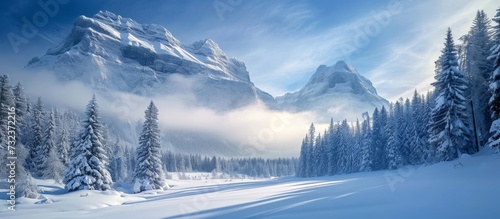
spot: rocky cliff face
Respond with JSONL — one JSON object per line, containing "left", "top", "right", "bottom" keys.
{"left": 26, "top": 10, "right": 277, "bottom": 111}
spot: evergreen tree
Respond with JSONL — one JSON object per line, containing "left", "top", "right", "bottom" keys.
{"left": 58, "top": 128, "right": 70, "bottom": 165}
{"left": 126, "top": 146, "right": 136, "bottom": 177}
{"left": 41, "top": 110, "right": 64, "bottom": 181}
{"left": 327, "top": 119, "right": 339, "bottom": 175}
{"left": 425, "top": 91, "right": 437, "bottom": 162}
{"left": 27, "top": 97, "right": 44, "bottom": 173}
{"left": 429, "top": 28, "right": 473, "bottom": 161}
{"left": 393, "top": 100, "right": 409, "bottom": 165}
{"left": 411, "top": 90, "right": 428, "bottom": 164}
{"left": 312, "top": 133, "right": 323, "bottom": 177}
{"left": 169, "top": 152, "right": 178, "bottom": 172}
{"left": 133, "top": 101, "right": 168, "bottom": 193}
{"left": 386, "top": 103, "right": 402, "bottom": 169}
{"left": 338, "top": 120, "right": 355, "bottom": 174}
{"left": 0, "top": 75, "right": 14, "bottom": 177}
{"left": 359, "top": 113, "right": 372, "bottom": 172}
{"left": 352, "top": 119, "right": 362, "bottom": 172}
{"left": 460, "top": 11, "right": 493, "bottom": 146}
{"left": 12, "top": 83, "right": 28, "bottom": 140}
{"left": 0, "top": 79, "right": 40, "bottom": 197}
{"left": 488, "top": 7, "right": 500, "bottom": 150}
{"left": 297, "top": 137, "right": 308, "bottom": 177}
{"left": 110, "top": 138, "right": 128, "bottom": 182}
{"left": 64, "top": 96, "right": 112, "bottom": 191}
{"left": 371, "top": 107, "right": 388, "bottom": 170}
{"left": 316, "top": 131, "right": 328, "bottom": 176}
{"left": 16, "top": 143, "right": 40, "bottom": 198}
{"left": 400, "top": 98, "right": 417, "bottom": 165}
{"left": 305, "top": 123, "right": 315, "bottom": 177}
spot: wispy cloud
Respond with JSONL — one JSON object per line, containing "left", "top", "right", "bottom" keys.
{"left": 2, "top": 0, "right": 498, "bottom": 103}
{"left": 363, "top": 0, "right": 499, "bottom": 101}
{"left": 201, "top": 0, "right": 499, "bottom": 101}
{"left": 10, "top": 70, "right": 322, "bottom": 157}
{"left": 205, "top": 0, "right": 415, "bottom": 96}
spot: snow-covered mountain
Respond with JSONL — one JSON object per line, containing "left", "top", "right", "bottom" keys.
{"left": 24, "top": 10, "right": 282, "bottom": 156}
{"left": 277, "top": 60, "right": 389, "bottom": 120}
{"left": 23, "top": 11, "right": 389, "bottom": 156}
{"left": 26, "top": 10, "right": 277, "bottom": 111}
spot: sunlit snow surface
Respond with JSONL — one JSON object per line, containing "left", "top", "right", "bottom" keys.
{"left": 2, "top": 150, "right": 499, "bottom": 218}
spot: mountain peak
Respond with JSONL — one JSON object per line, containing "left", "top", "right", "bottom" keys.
{"left": 26, "top": 11, "right": 277, "bottom": 111}
{"left": 277, "top": 61, "right": 388, "bottom": 120}
{"left": 333, "top": 60, "right": 356, "bottom": 73}
{"left": 94, "top": 10, "right": 119, "bottom": 20}
{"left": 190, "top": 39, "right": 225, "bottom": 58}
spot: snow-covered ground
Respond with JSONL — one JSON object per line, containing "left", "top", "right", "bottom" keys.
{"left": 2, "top": 150, "right": 499, "bottom": 219}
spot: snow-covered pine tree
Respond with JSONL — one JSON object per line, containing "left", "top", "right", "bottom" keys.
{"left": 317, "top": 131, "right": 328, "bottom": 176}
{"left": 488, "top": 7, "right": 500, "bottom": 150}
{"left": 371, "top": 107, "right": 388, "bottom": 170}
{"left": 312, "top": 133, "right": 323, "bottom": 177}
{"left": 42, "top": 110, "right": 64, "bottom": 182}
{"left": 53, "top": 108, "right": 61, "bottom": 142}
{"left": 352, "top": 119, "right": 362, "bottom": 172}
{"left": 64, "top": 96, "right": 112, "bottom": 191}
{"left": 297, "top": 137, "right": 308, "bottom": 177}
{"left": 185, "top": 154, "right": 193, "bottom": 172}
{"left": 386, "top": 103, "right": 401, "bottom": 170}
{"left": 338, "top": 120, "right": 355, "bottom": 174}
{"left": 58, "top": 128, "right": 70, "bottom": 165}
{"left": 402, "top": 98, "right": 418, "bottom": 165}
{"left": 359, "top": 112, "right": 372, "bottom": 172}
{"left": 378, "top": 107, "right": 389, "bottom": 169}
{"left": 63, "top": 110, "right": 82, "bottom": 141}
{"left": 0, "top": 80, "right": 40, "bottom": 199}
{"left": 101, "top": 125, "right": 113, "bottom": 165}
{"left": 305, "top": 123, "right": 315, "bottom": 177}
{"left": 52, "top": 108, "right": 68, "bottom": 165}
{"left": 110, "top": 138, "right": 128, "bottom": 182}
{"left": 327, "top": 118, "right": 339, "bottom": 175}
{"left": 411, "top": 90, "right": 427, "bottom": 165}
{"left": 133, "top": 101, "right": 168, "bottom": 193}
{"left": 462, "top": 10, "right": 493, "bottom": 146}
{"left": 425, "top": 91, "right": 437, "bottom": 162}
{"left": 429, "top": 28, "right": 473, "bottom": 161}
{"left": 461, "top": 11, "right": 493, "bottom": 146}
{"left": 391, "top": 101, "right": 405, "bottom": 162}
{"left": 12, "top": 82, "right": 27, "bottom": 135}
{"left": 168, "top": 152, "right": 178, "bottom": 172}
{"left": 125, "top": 146, "right": 136, "bottom": 177}
{"left": 35, "top": 108, "right": 53, "bottom": 177}
{"left": 27, "top": 97, "right": 44, "bottom": 174}
{"left": 0, "top": 75, "right": 14, "bottom": 177}
{"left": 16, "top": 142, "right": 40, "bottom": 198}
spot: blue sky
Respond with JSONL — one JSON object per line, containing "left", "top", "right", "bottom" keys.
{"left": 0, "top": 0, "right": 498, "bottom": 101}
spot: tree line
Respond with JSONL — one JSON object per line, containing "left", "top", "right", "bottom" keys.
{"left": 0, "top": 83, "right": 296, "bottom": 198}
{"left": 297, "top": 8, "right": 500, "bottom": 177}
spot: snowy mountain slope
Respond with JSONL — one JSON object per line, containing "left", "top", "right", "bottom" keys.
{"left": 26, "top": 10, "right": 277, "bottom": 111}
{"left": 277, "top": 60, "right": 389, "bottom": 120}
{"left": 2, "top": 149, "right": 499, "bottom": 218}
{"left": 22, "top": 11, "right": 392, "bottom": 155}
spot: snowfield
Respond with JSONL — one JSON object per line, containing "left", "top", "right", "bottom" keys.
{"left": 2, "top": 150, "right": 499, "bottom": 219}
